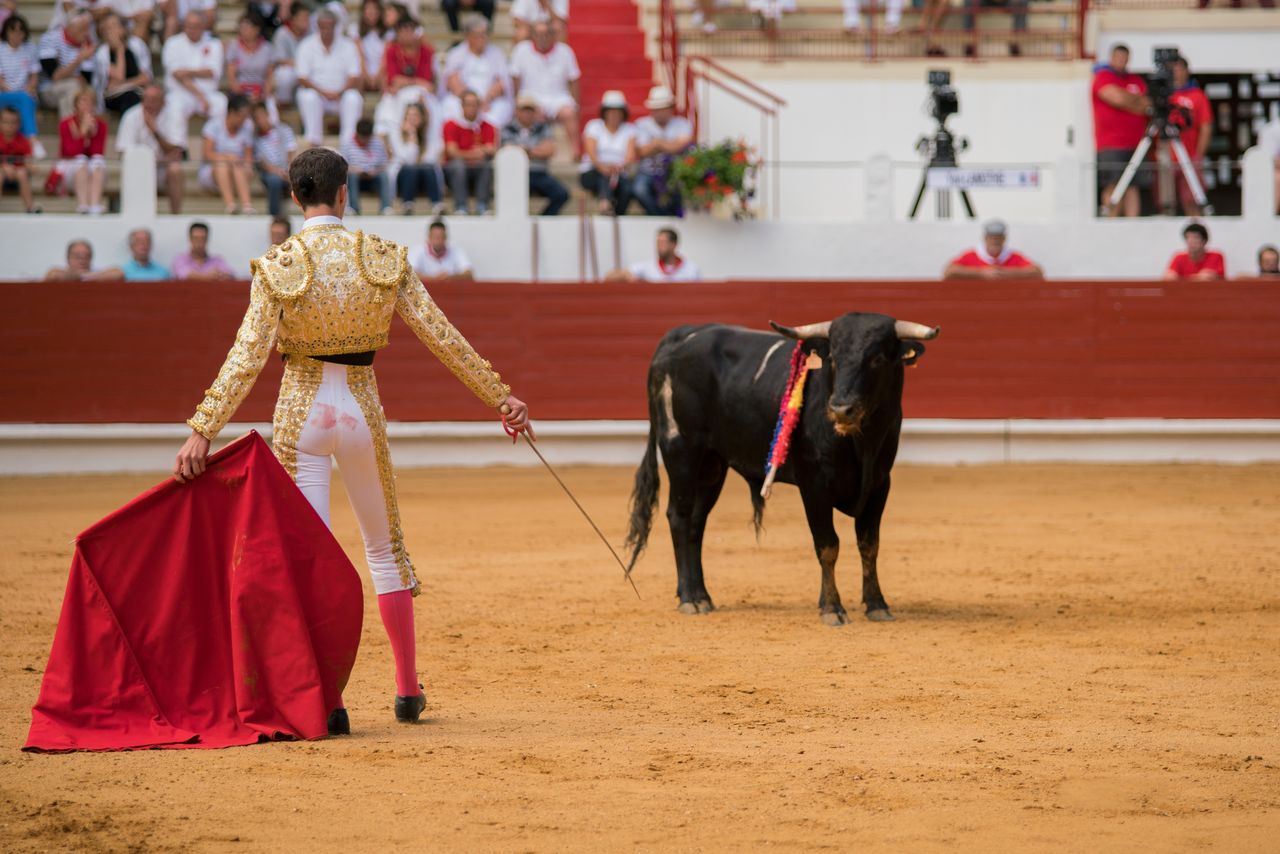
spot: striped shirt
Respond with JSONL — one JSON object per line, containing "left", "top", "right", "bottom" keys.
{"left": 340, "top": 136, "right": 388, "bottom": 174}
{"left": 0, "top": 41, "right": 39, "bottom": 90}
{"left": 253, "top": 123, "right": 297, "bottom": 169}
{"left": 38, "top": 27, "right": 96, "bottom": 76}
{"left": 202, "top": 116, "right": 254, "bottom": 157}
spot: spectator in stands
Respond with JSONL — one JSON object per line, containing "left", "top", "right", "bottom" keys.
{"left": 58, "top": 86, "right": 108, "bottom": 215}
{"left": 408, "top": 219, "right": 474, "bottom": 281}
{"left": 110, "top": 1, "right": 158, "bottom": 43}
{"left": 0, "top": 15, "right": 40, "bottom": 150}
{"left": 690, "top": 1, "right": 720, "bottom": 35}
{"left": 943, "top": 219, "right": 1043, "bottom": 279}
{"left": 511, "top": 0, "right": 568, "bottom": 42}
{"left": 295, "top": 9, "right": 364, "bottom": 146}
{"left": 633, "top": 85, "right": 692, "bottom": 217}
{"left": 0, "top": 104, "right": 37, "bottom": 212}
{"left": 390, "top": 101, "right": 443, "bottom": 215}
{"left": 94, "top": 12, "right": 151, "bottom": 116}
{"left": 252, "top": 100, "right": 297, "bottom": 216}
{"left": 350, "top": 0, "right": 387, "bottom": 92}
{"left": 1163, "top": 222, "right": 1224, "bottom": 281}
{"left": 200, "top": 93, "right": 256, "bottom": 215}
{"left": 38, "top": 12, "right": 96, "bottom": 118}
{"left": 226, "top": 14, "right": 275, "bottom": 105}
{"left": 116, "top": 83, "right": 185, "bottom": 213}
{"left": 269, "top": 215, "right": 291, "bottom": 247}
{"left": 161, "top": 11, "right": 227, "bottom": 144}
{"left": 502, "top": 93, "right": 568, "bottom": 216}
{"left": 1167, "top": 56, "right": 1213, "bottom": 217}
{"left": 607, "top": 228, "right": 703, "bottom": 283}
{"left": 580, "top": 89, "right": 639, "bottom": 217}
{"left": 919, "top": 0, "right": 952, "bottom": 57}
{"left": 440, "top": 0, "right": 494, "bottom": 35}
{"left": 373, "top": 14, "right": 434, "bottom": 140}
{"left": 172, "top": 221, "right": 235, "bottom": 280}
{"left": 122, "top": 227, "right": 171, "bottom": 280}
{"left": 842, "top": 0, "right": 902, "bottom": 36}
{"left": 1092, "top": 44, "right": 1151, "bottom": 218}
{"left": 509, "top": 21, "right": 580, "bottom": 156}
{"left": 246, "top": 1, "right": 283, "bottom": 41}
{"left": 442, "top": 16, "right": 512, "bottom": 128}
{"left": 270, "top": 4, "right": 310, "bottom": 107}
{"left": 342, "top": 116, "right": 394, "bottom": 215}
{"left": 963, "top": 0, "right": 1027, "bottom": 58}
{"left": 163, "top": 0, "right": 216, "bottom": 40}
{"left": 443, "top": 89, "right": 496, "bottom": 215}
{"left": 45, "top": 238, "right": 123, "bottom": 281}
{"left": 1252, "top": 245, "right": 1280, "bottom": 279}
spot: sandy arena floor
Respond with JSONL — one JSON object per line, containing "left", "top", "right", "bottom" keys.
{"left": 1, "top": 462, "right": 1278, "bottom": 852}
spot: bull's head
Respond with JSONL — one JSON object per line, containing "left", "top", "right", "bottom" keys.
{"left": 770, "top": 313, "right": 939, "bottom": 436}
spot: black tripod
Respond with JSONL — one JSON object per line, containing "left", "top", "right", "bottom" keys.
{"left": 1104, "top": 111, "right": 1213, "bottom": 216}
{"left": 909, "top": 122, "right": 975, "bottom": 220}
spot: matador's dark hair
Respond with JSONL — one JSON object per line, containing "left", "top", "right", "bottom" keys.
{"left": 289, "top": 147, "right": 348, "bottom": 209}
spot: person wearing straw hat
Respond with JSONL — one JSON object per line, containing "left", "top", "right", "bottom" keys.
{"left": 633, "top": 84, "right": 692, "bottom": 217}
{"left": 579, "top": 89, "right": 639, "bottom": 216}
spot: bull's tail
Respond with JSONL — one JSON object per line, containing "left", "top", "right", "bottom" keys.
{"left": 623, "top": 396, "right": 661, "bottom": 575}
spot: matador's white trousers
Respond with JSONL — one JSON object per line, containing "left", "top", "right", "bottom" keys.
{"left": 272, "top": 358, "right": 419, "bottom": 596}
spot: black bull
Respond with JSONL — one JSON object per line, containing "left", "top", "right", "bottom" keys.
{"left": 624, "top": 312, "right": 939, "bottom": 625}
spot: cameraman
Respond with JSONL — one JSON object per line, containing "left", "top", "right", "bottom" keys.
{"left": 1091, "top": 44, "right": 1151, "bottom": 217}
{"left": 1166, "top": 57, "right": 1213, "bottom": 217}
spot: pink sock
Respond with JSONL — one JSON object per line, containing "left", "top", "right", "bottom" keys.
{"left": 377, "top": 590, "right": 419, "bottom": 697}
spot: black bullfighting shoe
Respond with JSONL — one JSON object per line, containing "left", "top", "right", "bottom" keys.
{"left": 327, "top": 708, "right": 351, "bottom": 736}
{"left": 394, "top": 684, "right": 427, "bottom": 724}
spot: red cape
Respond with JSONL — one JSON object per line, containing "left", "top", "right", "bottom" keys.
{"left": 24, "top": 431, "right": 363, "bottom": 752}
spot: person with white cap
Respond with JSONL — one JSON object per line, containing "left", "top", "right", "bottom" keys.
{"left": 508, "top": 20, "right": 580, "bottom": 157}
{"left": 943, "top": 219, "right": 1043, "bottom": 280}
{"left": 633, "top": 84, "right": 693, "bottom": 216}
{"left": 580, "top": 89, "right": 639, "bottom": 216}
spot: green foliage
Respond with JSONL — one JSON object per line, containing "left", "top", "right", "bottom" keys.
{"left": 667, "top": 140, "right": 756, "bottom": 210}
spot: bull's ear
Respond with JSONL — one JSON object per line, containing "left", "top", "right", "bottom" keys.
{"left": 899, "top": 341, "right": 927, "bottom": 366}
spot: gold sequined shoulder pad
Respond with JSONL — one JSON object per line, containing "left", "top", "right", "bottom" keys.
{"left": 253, "top": 238, "right": 313, "bottom": 300}
{"left": 357, "top": 230, "right": 409, "bottom": 292}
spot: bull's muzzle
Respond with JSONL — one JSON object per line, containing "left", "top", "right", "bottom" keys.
{"left": 827, "top": 401, "right": 865, "bottom": 435}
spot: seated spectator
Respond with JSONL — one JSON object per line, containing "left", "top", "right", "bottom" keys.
{"left": 633, "top": 85, "right": 692, "bottom": 217}
{"left": 164, "top": 0, "right": 216, "bottom": 40}
{"left": 200, "top": 93, "right": 256, "bottom": 215}
{"left": 270, "top": 4, "right": 310, "bottom": 107}
{"left": 0, "top": 15, "right": 42, "bottom": 146}
{"left": 58, "top": 86, "right": 108, "bottom": 215}
{"left": 390, "top": 101, "right": 443, "bottom": 215}
{"left": 511, "top": 0, "right": 567, "bottom": 42}
{"left": 269, "top": 215, "right": 291, "bottom": 247}
{"left": 1093, "top": 44, "right": 1150, "bottom": 217}
{"left": 842, "top": 0, "right": 902, "bottom": 35}
{"left": 502, "top": 93, "right": 567, "bottom": 216}
{"left": 341, "top": 116, "right": 393, "bottom": 215}
{"left": 441, "top": 0, "right": 494, "bottom": 35}
{"left": 1256, "top": 245, "right": 1280, "bottom": 278}
{"left": 172, "top": 221, "right": 235, "bottom": 280}
{"left": 295, "top": 10, "right": 363, "bottom": 146}
{"left": 252, "top": 100, "right": 297, "bottom": 217}
{"left": 116, "top": 83, "right": 186, "bottom": 214}
{"left": 0, "top": 105, "right": 37, "bottom": 212}
{"left": 46, "top": 238, "right": 123, "bottom": 281}
{"left": 943, "top": 220, "right": 1043, "bottom": 279}
{"left": 443, "top": 90, "right": 496, "bottom": 215}
{"left": 122, "top": 227, "right": 171, "bottom": 280}
{"left": 109, "top": 1, "right": 158, "bottom": 42}
{"left": 226, "top": 14, "right": 275, "bottom": 105}
{"left": 38, "top": 12, "right": 96, "bottom": 118}
{"left": 94, "top": 13, "right": 151, "bottom": 117}
{"left": 372, "top": 14, "right": 434, "bottom": 139}
{"left": 442, "top": 16, "right": 512, "bottom": 128}
{"left": 509, "top": 22, "right": 579, "bottom": 156}
{"left": 1166, "top": 56, "right": 1213, "bottom": 217}
{"left": 349, "top": 0, "right": 387, "bottom": 92}
{"left": 1163, "top": 222, "right": 1224, "bottom": 280}
{"left": 963, "top": 0, "right": 1027, "bottom": 58}
{"left": 580, "top": 90, "right": 639, "bottom": 217}
{"left": 610, "top": 227, "right": 702, "bottom": 283}
{"left": 246, "top": 1, "right": 283, "bottom": 41}
{"left": 161, "top": 12, "right": 227, "bottom": 144}
{"left": 408, "top": 219, "right": 474, "bottom": 281}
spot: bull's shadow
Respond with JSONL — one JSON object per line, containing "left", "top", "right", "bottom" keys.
{"left": 623, "top": 313, "right": 940, "bottom": 627}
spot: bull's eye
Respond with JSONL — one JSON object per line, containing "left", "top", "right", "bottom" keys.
{"left": 869, "top": 353, "right": 888, "bottom": 368}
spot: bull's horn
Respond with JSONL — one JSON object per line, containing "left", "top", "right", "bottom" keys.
{"left": 895, "top": 320, "right": 940, "bottom": 340}
{"left": 769, "top": 320, "right": 832, "bottom": 340}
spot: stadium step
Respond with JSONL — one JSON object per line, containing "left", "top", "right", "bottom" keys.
{"left": 569, "top": 2, "right": 656, "bottom": 118}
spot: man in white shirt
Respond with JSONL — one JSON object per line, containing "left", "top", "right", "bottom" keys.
{"left": 442, "top": 16, "right": 512, "bottom": 129}
{"left": 633, "top": 85, "right": 693, "bottom": 216}
{"left": 511, "top": 0, "right": 568, "bottom": 42}
{"left": 620, "top": 228, "right": 702, "bottom": 283}
{"left": 160, "top": 11, "right": 226, "bottom": 143}
{"left": 115, "top": 83, "right": 186, "bottom": 213}
{"left": 270, "top": 4, "right": 310, "bottom": 106}
{"left": 509, "top": 21, "right": 579, "bottom": 155}
{"left": 295, "top": 9, "right": 364, "bottom": 145}
{"left": 407, "top": 219, "right": 474, "bottom": 281}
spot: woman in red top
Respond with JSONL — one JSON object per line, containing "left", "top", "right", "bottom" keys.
{"left": 372, "top": 16, "right": 435, "bottom": 140}
{"left": 58, "top": 86, "right": 108, "bottom": 214}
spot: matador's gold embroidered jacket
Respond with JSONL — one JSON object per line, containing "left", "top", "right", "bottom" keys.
{"left": 187, "top": 223, "right": 510, "bottom": 440}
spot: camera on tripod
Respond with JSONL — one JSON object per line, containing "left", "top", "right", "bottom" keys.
{"left": 1148, "top": 47, "right": 1180, "bottom": 125}
{"left": 927, "top": 69, "right": 959, "bottom": 123}
{"left": 911, "top": 70, "right": 973, "bottom": 220}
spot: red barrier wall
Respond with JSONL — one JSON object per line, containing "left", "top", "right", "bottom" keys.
{"left": 2, "top": 280, "right": 1278, "bottom": 423}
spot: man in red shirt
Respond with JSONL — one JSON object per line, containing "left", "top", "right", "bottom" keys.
{"left": 442, "top": 89, "right": 496, "bottom": 215}
{"left": 1166, "top": 57, "right": 1213, "bottom": 217}
{"left": 1163, "top": 222, "right": 1225, "bottom": 280}
{"left": 943, "top": 219, "right": 1043, "bottom": 280}
{"left": 1092, "top": 44, "right": 1151, "bottom": 217}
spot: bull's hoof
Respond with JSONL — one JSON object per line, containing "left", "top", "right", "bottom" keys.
{"left": 865, "top": 608, "right": 896, "bottom": 622}
{"left": 677, "top": 599, "right": 714, "bottom": 615}
{"left": 820, "top": 610, "right": 849, "bottom": 627}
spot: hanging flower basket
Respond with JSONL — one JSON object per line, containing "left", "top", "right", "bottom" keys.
{"left": 668, "top": 139, "right": 759, "bottom": 220}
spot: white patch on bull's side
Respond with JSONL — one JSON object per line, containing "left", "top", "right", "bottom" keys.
{"left": 754, "top": 340, "right": 786, "bottom": 383}
{"left": 683, "top": 331, "right": 699, "bottom": 342}
{"left": 660, "top": 375, "right": 680, "bottom": 440}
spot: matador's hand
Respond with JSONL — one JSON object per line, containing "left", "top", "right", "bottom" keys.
{"left": 500, "top": 395, "right": 536, "bottom": 442}
{"left": 174, "top": 430, "right": 212, "bottom": 483}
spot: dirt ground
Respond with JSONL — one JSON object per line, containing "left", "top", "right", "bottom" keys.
{"left": 1, "top": 462, "right": 1278, "bottom": 852}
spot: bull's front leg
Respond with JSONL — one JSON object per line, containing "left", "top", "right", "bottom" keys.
{"left": 800, "top": 492, "right": 846, "bottom": 626}
{"left": 855, "top": 476, "right": 894, "bottom": 622}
